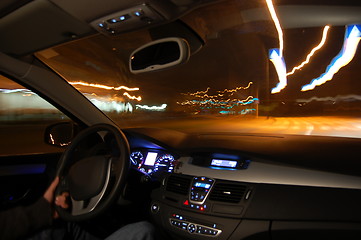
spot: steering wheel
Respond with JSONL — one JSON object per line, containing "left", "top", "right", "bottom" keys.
{"left": 55, "top": 124, "right": 130, "bottom": 221}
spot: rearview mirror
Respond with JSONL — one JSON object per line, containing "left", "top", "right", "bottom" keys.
{"left": 129, "top": 37, "right": 190, "bottom": 74}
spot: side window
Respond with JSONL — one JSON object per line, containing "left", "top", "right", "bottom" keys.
{"left": 0, "top": 75, "right": 69, "bottom": 156}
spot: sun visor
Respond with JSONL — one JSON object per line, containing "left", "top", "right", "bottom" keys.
{"left": 0, "top": 0, "right": 94, "bottom": 56}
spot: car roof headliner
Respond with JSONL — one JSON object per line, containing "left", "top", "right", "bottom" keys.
{"left": 1, "top": 0, "right": 361, "bottom": 56}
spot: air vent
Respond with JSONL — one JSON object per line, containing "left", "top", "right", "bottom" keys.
{"left": 166, "top": 175, "right": 191, "bottom": 195}
{"left": 209, "top": 182, "right": 247, "bottom": 203}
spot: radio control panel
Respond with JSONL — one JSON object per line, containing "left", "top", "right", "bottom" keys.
{"left": 190, "top": 177, "right": 214, "bottom": 204}
{"left": 170, "top": 213, "right": 222, "bottom": 237}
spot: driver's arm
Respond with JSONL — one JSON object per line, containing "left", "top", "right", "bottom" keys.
{"left": 0, "top": 177, "right": 59, "bottom": 240}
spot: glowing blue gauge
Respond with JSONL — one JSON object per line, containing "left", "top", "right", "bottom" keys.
{"left": 130, "top": 151, "right": 143, "bottom": 166}
{"left": 154, "top": 154, "right": 175, "bottom": 173}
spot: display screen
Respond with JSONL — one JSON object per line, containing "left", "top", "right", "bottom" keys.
{"left": 211, "top": 159, "right": 237, "bottom": 168}
{"left": 144, "top": 152, "right": 158, "bottom": 166}
{"left": 194, "top": 182, "right": 211, "bottom": 189}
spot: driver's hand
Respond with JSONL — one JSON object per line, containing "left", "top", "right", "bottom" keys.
{"left": 43, "top": 177, "right": 70, "bottom": 219}
{"left": 43, "top": 176, "right": 59, "bottom": 203}
{"left": 43, "top": 177, "right": 61, "bottom": 218}
{"left": 55, "top": 192, "right": 70, "bottom": 209}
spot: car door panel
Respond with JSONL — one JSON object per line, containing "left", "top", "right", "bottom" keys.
{"left": 0, "top": 153, "right": 61, "bottom": 209}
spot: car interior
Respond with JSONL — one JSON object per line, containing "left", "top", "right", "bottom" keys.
{"left": 0, "top": 0, "right": 361, "bottom": 239}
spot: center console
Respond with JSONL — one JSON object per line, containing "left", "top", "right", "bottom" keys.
{"left": 150, "top": 174, "right": 257, "bottom": 240}
{"left": 150, "top": 173, "right": 361, "bottom": 240}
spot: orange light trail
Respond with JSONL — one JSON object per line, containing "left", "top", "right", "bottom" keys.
{"left": 182, "top": 82, "right": 253, "bottom": 98}
{"left": 123, "top": 92, "right": 142, "bottom": 101}
{"left": 218, "top": 82, "right": 253, "bottom": 94}
{"left": 183, "top": 87, "right": 210, "bottom": 96}
{"left": 287, "top": 25, "right": 330, "bottom": 76}
{"left": 178, "top": 96, "right": 258, "bottom": 107}
{"left": 179, "top": 82, "right": 256, "bottom": 109}
{"left": 69, "top": 81, "right": 139, "bottom": 91}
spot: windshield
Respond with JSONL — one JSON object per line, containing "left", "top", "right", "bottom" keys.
{"left": 36, "top": 0, "right": 361, "bottom": 138}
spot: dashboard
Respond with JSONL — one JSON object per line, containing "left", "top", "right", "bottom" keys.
{"left": 130, "top": 149, "right": 177, "bottom": 178}
{"left": 123, "top": 128, "right": 361, "bottom": 240}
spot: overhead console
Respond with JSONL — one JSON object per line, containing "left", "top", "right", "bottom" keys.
{"left": 90, "top": 4, "right": 164, "bottom": 36}
{"left": 50, "top": 0, "right": 226, "bottom": 37}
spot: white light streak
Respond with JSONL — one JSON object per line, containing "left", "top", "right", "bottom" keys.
{"left": 265, "top": 0, "right": 288, "bottom": 94}
{"left": 0, "top": 88, "right": 34, "bottom": 94}
{"left": 136, "top": 104, "right": 167, "bottom": 111}
{"left": 302, "top": 25, "right": 361, "bottom": 91}
{"left": 269, "top": 49, "right": 288, "bottom": 94}
{"left": 90, "top": 98, "right": 133, "bottom": 113}
{"left": 265, "top": 0, "right": 284, "bottom": 56}
{"left": 296, "top": 94, "right": 361, "bottom": 103}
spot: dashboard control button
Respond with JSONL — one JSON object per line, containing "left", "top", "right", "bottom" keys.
{"left": 181, "top": 222, "right": 188, "bottom": 230}
{"left": 150, "top": 203, "right": 160, "bottom": 213}
{"left": 189, "top": 177, "right": 214, "bottom": 205}
{"left": 188, "top": 224, "right": 196, "bottom": 233}
{"left": 170, "top": 214, "right": 221, "bottom": 236}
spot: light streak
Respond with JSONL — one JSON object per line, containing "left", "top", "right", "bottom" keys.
{"left": 265, "top": 0, "right": 284, "bottom": 56}
{"left": 89, "top": 98, "right": 133, "bottom": 113}
{"left": 219, "top": 109, "right": 256, "bottom": 115}
{"left": 265, "top": 0, "right": 289, "bottom": 94}
{"left": 69, "top": 81, "right": 142, "bottom": 102}
{"left": 50, "top": 134, "right": 70, "bottom": 146}
{"left": 178, "top": 96, "right": 259, "bottom": 108}
{"left": 83, "top": 93, "right": 134, "bottom": 112}
{"left": 270, "top": 49, "right": 288, "bottom": 94}
{"left": 218, "top": 82, "right": 253, "bottom": 94}
{"left": 302, "top": 24, "right": 361, "bottom": 91}
{"left": 182, "top": 82, "right": 253, "bottom": 98}
{"left": 49, "top": 134, "right": 55, "bottom": 145}
{"left": 69, "top": 81, "right": 139, "bottom": 91}
{"left": 136, "top": 104, "right": 167, "bottom": 111}
{"left": 183, "top": 87, "right": 210, "bottom": 96}
{"left": 287, "top": 25, "right": 330, "bottom": 76}
{"left": 0, "top": 87, "right": 135, "bottom": 113}
{"left": 296, "top": 94, "right": 361, "bottom": 103}
{"left": 0, "top": 89, "right": 57, "bottom": 111}
{"left": 240, "top": 108, "right": 256, "bottom": 114}
{"left": 0, "top": 88, "right": 34, "bottom": 94}
{"left": 179, "top": 83, "right": 257, "bottom": 110}
{"left": 123, "top": 92, "right": 142, "bottom": 101}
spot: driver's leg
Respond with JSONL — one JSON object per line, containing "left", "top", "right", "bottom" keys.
{"left": 105, "top": 221, "right": 155, "bottom": 240}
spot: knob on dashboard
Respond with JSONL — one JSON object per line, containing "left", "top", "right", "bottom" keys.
{"left": 151, "top": 203, "right": 160, "bottom": 213}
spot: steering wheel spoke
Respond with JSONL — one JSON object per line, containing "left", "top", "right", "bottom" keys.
{"left": 70, "top": 159, "right": 112, "bottom": 216}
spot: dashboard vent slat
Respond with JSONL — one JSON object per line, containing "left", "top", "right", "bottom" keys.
{"left": 210, "top": 182, "right": 247, "bottom": 203}
{"left": 166, "top": 175, "right": 191, "bottom": 195}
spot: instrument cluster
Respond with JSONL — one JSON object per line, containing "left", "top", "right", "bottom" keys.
{"left": 130, "top": 149, "right": 177, "bottom": 178}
